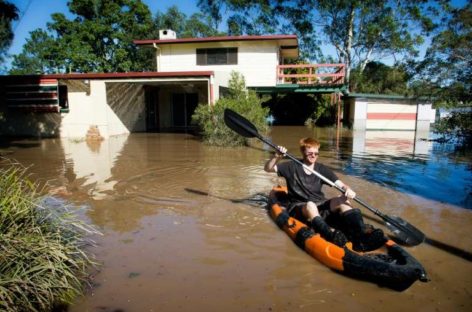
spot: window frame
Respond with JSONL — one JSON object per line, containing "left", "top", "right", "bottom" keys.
{"left": 196, "top": 47, "right": 238, "bottom": 65}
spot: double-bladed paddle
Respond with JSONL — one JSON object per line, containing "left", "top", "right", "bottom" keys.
{"left": 223, "top": 108, "right": 425, "bottom": 246}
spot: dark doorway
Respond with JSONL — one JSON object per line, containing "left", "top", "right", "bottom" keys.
{"left": 145, "top": 87, "right": 159, "bottom": 131}
{"left": 172, "top": 93, "right": 198, "bottom": 130}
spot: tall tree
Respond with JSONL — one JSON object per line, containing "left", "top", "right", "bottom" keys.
{"left": 198, "top": 0, "right": 444, "bottom": 86}
{"left": 350, "top": 62, "right": 410, "bottom": 94}
{"left": 184, "top": 12, "right": 221, "bottom": 38}
{"left": 197, "top": 0, "right": 319, "bottom": 60}
{"left": 9, "top": 29, "right": 62, "bottom": 74}
{"left": 154, "top": 6, "right": 219, "bottom": 38}
{"left": 305, "top": 0, "right": 439, "bottom": 85}
{"left": 11, "top": 0, "right": 156, "bottom": 74}
{"left": 0, "top": 0, "right": 18, "bottom": 68}
{"left": 197, "top": 0, "right": 224, "bottom": 31}
{"left": 410, "top": 1, "right": 472, "bottom": 107}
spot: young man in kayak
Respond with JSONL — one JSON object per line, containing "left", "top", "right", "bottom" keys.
{"left": 264, "top": 137, "right": 386, "bottom": 252}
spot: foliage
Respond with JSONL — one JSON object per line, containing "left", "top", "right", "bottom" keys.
{"left": 197, "top": 0, "right": 443, "bottom": 85}
{"left": 11, "top": 0, "right": 157, "bottom": 74}
{"left": 434, "top": 110, "right": 472, "bottom": 146}
{"left": 0, "top": 0, "right": 18, "bottom": 68}
{"left": 308, "top": 0, "right": 439, "bottom": 83}
{"left": 0, "top": 162, "right": 99, "bottom": 311}
{"left": 155, "top": 5, "right": 221, "bottom": 38}
{"left": 409, "top": 2, "right": 472, "bottom": 108}
{"left": 264, "top": 93, "right": 326, "bottom": 125}
{"left": 10, "top": 1, "right": 223, "bottom": 74}
{"left": 9, "top": 29, "right": 61, "bottom": 74}
{"left": 305, "top": 94, "right": 338, "bottom": 126}
{"left": 197, "top": 0, "right": 321, "bottom": 60}
{"left": 350, "top": 62, "right": 410, "bottom": 94}
{"left": 192, "top": 71, "right": 269, "bottom": 146}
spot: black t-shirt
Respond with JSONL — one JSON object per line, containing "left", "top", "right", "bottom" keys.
{"left": 277, "top": 160, "right": 339, "bottom": 204}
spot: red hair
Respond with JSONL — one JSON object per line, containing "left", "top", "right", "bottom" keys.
{"left": 299, "top": 137, "right": 320, "bottom": 153}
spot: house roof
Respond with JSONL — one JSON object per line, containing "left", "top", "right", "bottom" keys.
{"left": 134, "top": 34, "right": 299, "bottom": 58}
{"left": 0, "top": 71, "right": 214, "bottom": 82}
{"left": 134, "top": 34, "right": 297, "bottom": 46}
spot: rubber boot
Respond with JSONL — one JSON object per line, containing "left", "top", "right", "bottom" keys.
{"left": 311, "top": 216, "right": 348, "bottom": 247}
{"left": 342, "top": 209, "right": 387, "bottom": 252}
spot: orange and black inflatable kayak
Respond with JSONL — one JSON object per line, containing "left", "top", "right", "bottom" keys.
{"left": 269, "top": 186, "right": 428, "bottom": 290}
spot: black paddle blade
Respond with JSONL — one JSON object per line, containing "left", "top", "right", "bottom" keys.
{"left": 385, "top": 215, "right": 425, "bottom": 246}
{"left": 224, "top": 109, "right": 259, "bottom": 138}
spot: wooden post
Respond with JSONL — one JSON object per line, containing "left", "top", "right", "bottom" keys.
{"left": 336, "top": 93, "right": 341, "bottom": 150}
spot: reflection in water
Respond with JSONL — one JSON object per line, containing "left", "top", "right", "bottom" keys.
{"left": 346, "top": 130, "right": 472, "bottom": 209}
{"left": 352, "top": 130, "right": 431, "bottom": 156}
{"left": 0, "top": 129, "right": 471, "bottom": 312}
{"left": 61, "top": 135, "right": 129, "bottom": 200}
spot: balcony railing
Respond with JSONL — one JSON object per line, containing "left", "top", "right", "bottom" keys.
{"left": 277, "top": 63, "right": 345, "bottom": 85}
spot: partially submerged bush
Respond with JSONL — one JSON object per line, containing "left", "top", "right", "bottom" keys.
{"left": 434, "top": 110, "right": 472, "bottom": 147}
{"left": 0, "top": 163, "right": 98, "bottom": 312}
{"left": 192, "top": 71, "right": 269, "bottom": 146}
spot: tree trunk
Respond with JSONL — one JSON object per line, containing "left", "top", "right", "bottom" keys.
{"left": 359, "top": 48, "right": 374, "bottom": 74}
{"left": 345, "top": 5, "right": 355, "bottom": 88}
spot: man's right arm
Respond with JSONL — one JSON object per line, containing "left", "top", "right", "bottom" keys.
{"left": 264, "top": 146, "right": 287, "bottom": 173}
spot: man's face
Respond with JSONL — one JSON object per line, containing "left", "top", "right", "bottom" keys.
{"left": 303, "top": 147, "right": 319, "bottom": 164}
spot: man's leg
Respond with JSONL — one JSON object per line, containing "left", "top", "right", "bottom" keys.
{"left": 329, "top": 196, "right": 386, "bottom": 252}
{"left": 341, "top": 208, "right": 387, "bottom": 252}
{"left": 304, "top": 201, "right": 347, "bottom": 247}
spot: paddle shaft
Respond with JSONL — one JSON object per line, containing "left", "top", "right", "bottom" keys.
{"left": 259, "top": 133, "right": 387, "bottom": 218}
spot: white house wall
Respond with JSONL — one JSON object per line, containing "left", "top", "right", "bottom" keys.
{"left": 60, "top": 80, "right": 144, "bottom": 139}
{"left": 158, "top": 41, "right": 279, "bottom": 88}
{"left": 105, "top": 82, "right": 146, "bottom": 133}
{"left": 365, "top": 101, "right": 417, "bottom": 130}
{"left": 416, "top": 103, "right": 436, "bottom": 134}
{"left": 61, "top": 80, "right": 106, "bottom": 138}
{"left": 353, "top": 99, "right": 367, "bottom": 130}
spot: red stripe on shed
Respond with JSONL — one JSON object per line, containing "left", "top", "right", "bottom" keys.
{"left": 367, "top": 113, "right": 417, "bottom": 120}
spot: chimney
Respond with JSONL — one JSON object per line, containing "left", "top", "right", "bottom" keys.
{"left": 159, "top": 29, "right": 177, "bottom": 40}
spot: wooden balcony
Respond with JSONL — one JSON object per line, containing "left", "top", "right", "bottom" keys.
{"left": 277, "top": 63, "right": 345, "bottom": 85}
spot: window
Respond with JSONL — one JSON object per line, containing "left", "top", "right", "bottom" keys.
{"left": 196, "top": 48, "right": 238, "bottom": 65}
{"left": 219, "top": 86, "right": 231, "bottom": 98}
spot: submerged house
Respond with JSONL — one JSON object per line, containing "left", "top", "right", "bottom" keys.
{"left": 0, "top": 30, "right": 346, "bottom": 138}
{"left": 0, "top": 30, "right": 433, "bottom": 139}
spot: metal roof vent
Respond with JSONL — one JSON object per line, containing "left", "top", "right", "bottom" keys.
{"left": 159, "top": 29, "right": 177, "bottom": 40}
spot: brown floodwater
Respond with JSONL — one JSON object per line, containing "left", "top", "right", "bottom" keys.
{"left": 1, "top": 127, "right": 471, "bottom": 312}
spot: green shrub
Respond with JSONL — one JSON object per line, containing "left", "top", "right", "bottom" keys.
{"left": 0, "top": 162, "right": 98, "bottom": 312}
{"left": 304, "top": 94, "right": 334, "bottom": 126}
{"left": 434, "top": 110, "right": 472, "bottom": 147}
{"left": 192, "top": 71, "right": 269, "bottom": 146}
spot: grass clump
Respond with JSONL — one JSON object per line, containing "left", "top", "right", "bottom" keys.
{"left": 192, "top": 71, "right": 269, "bottom": 146}
{"left": 0, "top": 162, "right": 98, "bottom": 311}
